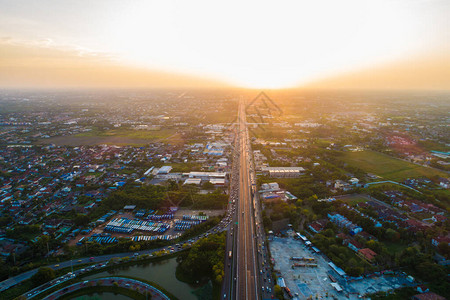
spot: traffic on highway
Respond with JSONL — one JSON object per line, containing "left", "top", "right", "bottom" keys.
{"left": 5, "top": 99, "right": 275, "bottom": 300}
{"left": 222, "top": 100, "right": 274, "bottom": 299}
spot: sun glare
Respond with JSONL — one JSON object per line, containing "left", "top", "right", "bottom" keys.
{"left": 95, "top": 0, "right": 424, "bottom": 88}
{"left": 0, "top": 0, "right": 447, "bottom": 89}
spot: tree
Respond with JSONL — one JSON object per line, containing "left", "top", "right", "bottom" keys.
{"left": 437, "top": 242, "right": 450, "bottom": 259}
{"left": 385, "top": 228, "right": 400, "bottom": 242}
{"left": 74, "top": 214, "right": 90, "bottom": 226}
{"left": 31, "top": 267, "right": 56, "bottom": 285}
{"left": 177, "top": 233, "right": 226, "bottom": 284}
{"left": 416, "top": 261, "right": 446, "bottom": 282}
{"left": 202, "top": 181, "right": 215, "bottom": 190}
{"left": 366, "top": 240, "right": 382, "bottom": 254}
{"left": 274, "top": 285, "right": 283, "bottom": 299}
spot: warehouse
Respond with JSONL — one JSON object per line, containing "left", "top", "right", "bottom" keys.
{"left": 184, "top": 171, "right": 227, "bottom": 181}
{"left": 261, "top": 167, "right": 305, "bottom": 178}
{"left": 183, "top": 178, "right": 202, "bottom": 185}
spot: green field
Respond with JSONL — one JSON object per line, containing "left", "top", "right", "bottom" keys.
{"left": 76, "top": 128, "right": 176, "bottom": 140}
{"left": 39, "top": 128, "right": 179, "bottom": 146}
{"left": 342, "top": 150, "right": 447, "bottom": 181}
{"left": 383, "top": 241, "right": 408, "bottom": 256}
{"left": 337, "top": 194, "right": 371, "bottom": 205}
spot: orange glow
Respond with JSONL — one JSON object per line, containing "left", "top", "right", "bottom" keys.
{"left": 0, "top": 0, "right": 448, "bottom": 89}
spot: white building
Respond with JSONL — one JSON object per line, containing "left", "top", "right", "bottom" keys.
{"left": 183, "top": 178, "right": 202, "bottom": 185}
{"left": 261, "top": 167, "right": 305, "bottom": 178}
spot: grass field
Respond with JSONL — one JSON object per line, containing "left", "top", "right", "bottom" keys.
{"left": 342, "top": 150, "right": 447, "bottom": 181}
{"left": 383, "top": 241, "right": 408, "bottom": 256}
{"left": 38, "top": 128, "right": 179, "bottom": 146}
{"left": 337, "top": 194, "right": 371, "bottom": 205}
{"left": 76, "top": 128, "right": 176, "bottom": 140}
{"left": 417, "top": 140, "right": 449, "bottom": 153}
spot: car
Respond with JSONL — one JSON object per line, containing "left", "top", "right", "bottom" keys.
{"left": 54, "top": 264, "right": 60, "bottom": 267}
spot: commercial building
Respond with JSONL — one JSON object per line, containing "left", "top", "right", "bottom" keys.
{"left": 184, "top": 171, "right": 226, "bottom": 181}
{"left": 183, "top": 178, "right": 202, "bottom": 185}
{"left": 157, "top": 166, "right": 173, "bottom": 174}
{"left": 261, "top": 167, "right": 305, "bottom": 178}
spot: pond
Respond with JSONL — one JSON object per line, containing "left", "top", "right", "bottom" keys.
{"left": 84, "top": 256, "right": 209, "bottom": 300}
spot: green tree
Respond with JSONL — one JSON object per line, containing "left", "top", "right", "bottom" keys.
{"left": 74, "top": 214, "right": 90, "bottom": 226}
{"left": 366, "top": 240, "right": 382, "bottom": 254}
{"left": 177, "top": 232, "right": 226, "bottom": 284}
{"left": 437, "top": 242, "right": 450, "bottom": 259}
{"left": 274, "top": 285, "right": 284, "bottom": 299}
{"left": 31, "top": 267, "right": 56, "bottom": 285}
{"left": 385, "top": 228, "right": 400, "bottom": 242}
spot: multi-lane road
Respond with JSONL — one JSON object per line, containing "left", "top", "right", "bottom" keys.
{"left": 235, "top": 100, "right": 259, "bottom": 299}
{"left": 4, "top": 97, "right": 273, "bottom": 300}
{"left": 1, "top": 217, "right": 230, "bottom": 295}
{"left": 223, "top": 99, "right": 273, "bottom": 299}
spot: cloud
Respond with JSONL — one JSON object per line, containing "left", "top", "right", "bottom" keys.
{"left": 0, "top": 39, "right": 229, "bottom": 89}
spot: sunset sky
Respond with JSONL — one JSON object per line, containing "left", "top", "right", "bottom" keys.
{"left": 0, "top": 0, "right": 449, "bottom": 90}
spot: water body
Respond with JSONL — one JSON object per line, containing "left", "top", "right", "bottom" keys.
{"left": 84, "top": 257, "right": 206, "bottom": 300}
{"left": 70, "top": 293, "right": 131, "bottom": 300}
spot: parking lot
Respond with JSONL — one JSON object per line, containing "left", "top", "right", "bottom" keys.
{"left": 270, "top": 236, "right": 411, "bottom": 299}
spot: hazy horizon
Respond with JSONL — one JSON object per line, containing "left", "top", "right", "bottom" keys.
{"left": 1, "top": 0, "right": 449, "bottom": 90}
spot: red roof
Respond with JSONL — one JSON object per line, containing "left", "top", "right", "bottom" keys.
{"left": 433, "top": 215, "right": 447, "bottom": 222}
{"left": 433, "top": 236, "right": 450, "bottom": 244}
{"left": 336, "top": 233, "right": 350, "bottom": 240}
{"left": 348, "top": 239, "right": 363, "bottom": 249}
{"left": 358, "top": 248, "right": 377, "bottom": 261}
{"left": 309, "top": 223, "right": 323, "bottom": 232}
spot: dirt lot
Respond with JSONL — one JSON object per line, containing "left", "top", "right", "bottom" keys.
{"left": 270, "top": 236, "right": 411, "bottom": 299}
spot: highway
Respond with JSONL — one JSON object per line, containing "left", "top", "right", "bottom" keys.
{"left": 236, "top": 100, "right": 259, "bottom": 300}
{"left": 3, "top": 97, "right": 273, "bottom": 300}
{"left": 222, "top": 100, "right": 262, "bottom": 299}
{"left": 0, "top": 218, "right": 230, "bottom": 294}
{"left": 222, "top": 98, "right": 274, "bottom": 300}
